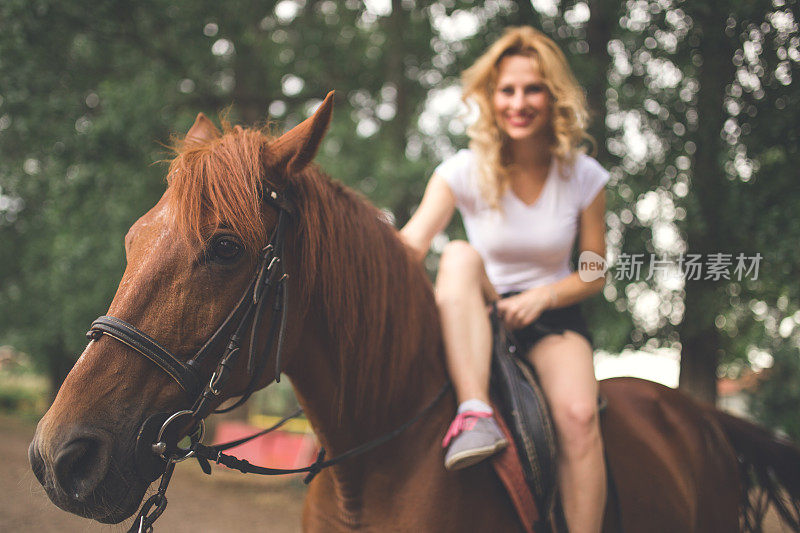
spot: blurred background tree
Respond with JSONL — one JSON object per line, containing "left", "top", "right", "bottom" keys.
{"left": 0, "top": 0, "right": 798, "bottom": 437}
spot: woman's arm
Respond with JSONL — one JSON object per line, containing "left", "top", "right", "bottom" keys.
{"left": 550, "top": 183, "right": 607, "bottom": 306}
{"left": 498, "top": 188, "right": 607, "bottom": 329}
{"left": 399, "top": 173, "right": 457, "bottom": 262}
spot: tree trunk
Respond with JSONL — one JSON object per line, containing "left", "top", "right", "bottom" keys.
{"left": 512, "top": 0, "right": 538, "bottom": 24}
{"left": 677, "top": 0, "right": 735, "bottom": 404}
{"left": 678, "top": 279, "right": 721, "bottom": 404}
{"left": 385, "top": 0, "right": 420, "bottom": 224}
{"left": 585, "top": 0, "right": 616, "bottom": 162}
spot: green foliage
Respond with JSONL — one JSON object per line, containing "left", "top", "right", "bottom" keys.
{"left": 0, "top": 351, "right": 49, "bottom": 416}
{"left": 0, "top": 0, "right": 187, "bottom": 387}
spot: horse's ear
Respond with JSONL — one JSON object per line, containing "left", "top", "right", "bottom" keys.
{"left": 269, "top": 91, "right": 334, "bottom": 176}
{"left": 185, "top": 113, "right": 221, "bottom": 145}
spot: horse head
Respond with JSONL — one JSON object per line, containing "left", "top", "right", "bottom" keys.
{"left": 28, "top": 92, "right": 335, "bottom": 523}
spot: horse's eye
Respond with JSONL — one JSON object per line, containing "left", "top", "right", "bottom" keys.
{"left": 210, "top": 236, "right": 243, "bottom": 262}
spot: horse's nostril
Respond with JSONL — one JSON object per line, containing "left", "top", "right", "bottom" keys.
{"left": 53, "top": 436, "right": 110, "bottom": 501}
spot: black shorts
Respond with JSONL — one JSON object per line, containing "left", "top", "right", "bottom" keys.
{"left": 501, "top": 292, "right": 593, "bottom": 357}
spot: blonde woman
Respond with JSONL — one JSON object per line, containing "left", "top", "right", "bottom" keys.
{"left": 401, "top": 27, "right": 609, "bottom": 532}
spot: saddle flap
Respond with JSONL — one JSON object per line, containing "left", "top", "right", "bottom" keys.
{"left": 489, "top": 311, "right": 559, "bottom": 522}
{"left": 490, "top": 410, "right": 539, "bottom": 533}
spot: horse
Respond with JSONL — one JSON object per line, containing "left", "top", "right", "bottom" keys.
{"left": 29, "top": 92, "right": 800, "bottom": 532}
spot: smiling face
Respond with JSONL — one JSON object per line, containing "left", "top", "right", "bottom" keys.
{"left": 492, "top": 54, "right": 552, "bottom": 143}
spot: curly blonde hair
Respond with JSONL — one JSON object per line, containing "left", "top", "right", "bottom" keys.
{"left": 462, "top": 26, "right": 593, "bottom": 209}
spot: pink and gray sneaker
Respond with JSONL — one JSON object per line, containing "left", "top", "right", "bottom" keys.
{"left": 442, "top": 411, "right": 508, "bottom": 470}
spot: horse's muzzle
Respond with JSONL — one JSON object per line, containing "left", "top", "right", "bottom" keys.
{"left": 28, "top": 424, "right": 144, "bottom": 523}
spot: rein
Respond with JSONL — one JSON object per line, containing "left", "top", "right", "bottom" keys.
{"left": 194, "top": 381, "right": 452, "bottom": 481}
{"left": 82, "top": 185, "right": 452, "bottom": 533}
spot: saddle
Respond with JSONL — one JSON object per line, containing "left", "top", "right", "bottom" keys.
{"left": 488, "top": 309, "right": 559, "bottom": 533}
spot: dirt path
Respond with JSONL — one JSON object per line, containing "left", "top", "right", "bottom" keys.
{"left": 0, "top": 415, "right": 305, "bottom": 532}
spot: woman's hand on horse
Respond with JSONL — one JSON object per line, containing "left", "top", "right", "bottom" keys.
{"left": 496, "top": 288, "right": 550, "bottom": 331}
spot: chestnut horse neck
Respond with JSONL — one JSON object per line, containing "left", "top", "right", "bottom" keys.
{"left": 284, "top": 169, "right": 450, "bottom": 446}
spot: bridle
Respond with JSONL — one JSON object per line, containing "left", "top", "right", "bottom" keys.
{"left": 88, "top": 187, "right": 293, "bottom": 416}
{"left": 83, "top": 184, "right": 451, "bottom": 533}
{"left": 86, "top": 185, "right": 293, "bottom": 532}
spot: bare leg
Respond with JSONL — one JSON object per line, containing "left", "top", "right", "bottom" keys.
{"left": 435, "top": 241, "right": 498, "bottom": 405}
{"left": 527, "top": 331, "right": 606, "bottom": 533}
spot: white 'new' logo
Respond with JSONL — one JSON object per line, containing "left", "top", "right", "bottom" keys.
{"left": 578, "top": 251, "right": 608, "bottom": 282}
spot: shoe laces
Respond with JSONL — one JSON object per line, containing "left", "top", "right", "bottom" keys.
{"left": 442, "top": 411, "right": 493, "bottom": 448}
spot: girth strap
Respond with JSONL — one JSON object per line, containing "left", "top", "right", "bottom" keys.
{"left": 87, "top": 316, "right": 202, "bottom": 398}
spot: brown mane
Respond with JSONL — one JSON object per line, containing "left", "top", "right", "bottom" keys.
{"left": 166, "top": 124, "right": 443, "bottom": 424}
{"left": 167, "top": 124, "right": 270, "bottom": 252}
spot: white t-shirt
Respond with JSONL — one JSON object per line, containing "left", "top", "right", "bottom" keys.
{"left": 435, "top": 149, "right": 609, "bottom": 294}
